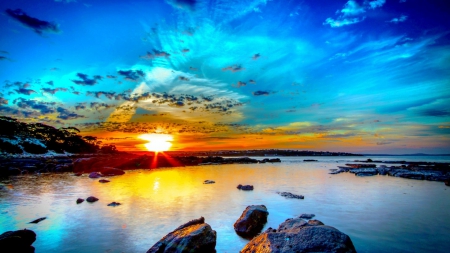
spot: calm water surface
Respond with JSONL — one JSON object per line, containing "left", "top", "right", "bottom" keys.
{"left": 1, "top": 156, "right": 449, "bottom": 252}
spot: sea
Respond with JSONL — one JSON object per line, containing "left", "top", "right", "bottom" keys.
{"left": 0, "top": 156, "right": 449, "bottom": 253}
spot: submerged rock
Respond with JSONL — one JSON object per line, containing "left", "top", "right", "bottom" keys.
{"left": 86, "top": 196, "right": 99, "bottom": 203}
{"left": 237, "top": 184, "right": 254, "bottom": 191}
{"left": 107, "top": 202, "right": 121, "bottom": 207}
{"left": 234, "top": 205, "right": 269, "bottom": 239}
{"left": 99, "top": 179, "right": 110, "bottom": 183}
{"left": 240, "top": 218, "right": 356, "bottom": 253}
{"left": 88, "top": 172, "right": 102, "bottom": 178}
{"left": 76, "top": 198, "right": 84, "bottom": 204}
{"left": 203, "top": 180, "right": 215, "bottom": 184}
{"left": 0, "top": 229, "right": 36, "bottom": 253}
{"left": 100, "top": 167, "right": 125, "bottom": 176}
{"left": 299, "top": 213, "right": 315, "bottom": 219}
{"left": 147, "top": 217, "right": 216, "bottom": 253}
{"left": 29, "top": 217, "right": 46, "bottom": 224}
{"left": 278, "top": 192, "right": 304, "bottom": 199}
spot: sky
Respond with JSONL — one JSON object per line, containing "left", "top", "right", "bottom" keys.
{"left": 0, "top": 0, "right": 449, "bottom": 154}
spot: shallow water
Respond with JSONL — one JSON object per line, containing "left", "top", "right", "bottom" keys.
{"left": 1, "top": 156, "right": 449, "bottom": 252}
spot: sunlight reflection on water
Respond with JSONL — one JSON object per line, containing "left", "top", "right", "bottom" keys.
{"left": 0, "top": 156, "right": 449, "bottom": 253}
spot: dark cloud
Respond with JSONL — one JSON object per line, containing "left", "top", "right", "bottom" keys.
{"left": 0, "top": 97, "right": 8, "bottom": 105}
{"left": 5, "top": 9, "right": 60, "bottom": 35}
{"left": 232, "top": 81, "right": 246, "bottom": 88}
{"left": 86, "top": 91, "right": 117, "bottom": 100}
{"left": 419, "top": 109, "right": 450, "bottom": 117}
{"left": 13, "top": 98, "right": 56, "bottom": 114}
{"left": 42, "top": 87, "right": 68, "bottom": 95}
{"left": 140, "top": 49, "right": 171, "bottom": 60}
{"left": 56, "top": 107, "right": 85, "bottom": 120}
{"left": 75, "top": 103, "right": 86, "bottom": 110}
{"left": 15, "top": 88, "right": 36, "bottom": 95}
{"left": 72, "top": 73, "right": 102, "bottom": 86}
{"left": 90, "top": 102, "right": 115, "bottom": 111}
{"left": 253, "top": 90, "right": 270, "bottom": 96}
{"left": 117, "top": 69, "right": 145, "bottom": 82}
{"left": 222, "top": 64, "right": 244, "bottom": 72}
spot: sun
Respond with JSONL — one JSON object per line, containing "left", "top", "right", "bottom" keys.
{"left": 139, "top": 134, "right": 173, "bottom": 152}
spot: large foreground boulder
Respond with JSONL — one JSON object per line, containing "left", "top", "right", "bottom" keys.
{"left": 147, "top": 217, "right": 216, "bottom": 253}
{"left": 0, "top": 229, "right": 36, "bottom": 253}
{"left": 234, "top": 205, "right": 269, "bottom": 238}
{"left": 240, "top": 218, "right": 356, "bottom": 253}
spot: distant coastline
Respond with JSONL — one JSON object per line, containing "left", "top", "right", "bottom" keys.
{"left": 361, "top": 153, "right": 450, "bottom": 156}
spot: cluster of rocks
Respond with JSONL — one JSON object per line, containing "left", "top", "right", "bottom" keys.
{"left": 0, "top": 155, "right": 282, "bottom": 177}
{"left": 0, "top": 157, "right": 73, "bottom": 176}
{"left": 330, "top": 163, "right": 450, "bottom": 184}
{"left": 146, "top": 205, "right": 355, "bottom": 253}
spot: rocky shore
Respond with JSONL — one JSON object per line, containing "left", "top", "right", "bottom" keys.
{"left": 0, "top": 154, "right": 281, "bottom": 176}
{"left": 330, "top": 160, "right": 450, "bottom": 186}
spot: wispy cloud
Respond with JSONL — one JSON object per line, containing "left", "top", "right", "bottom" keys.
{"left": 324, "top": 0, "right": 386, "bottom": 28}
{"left": 389, "top": 15, "right": 408, "bottom": 23}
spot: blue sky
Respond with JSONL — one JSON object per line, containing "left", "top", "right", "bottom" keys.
{"left": 1, "top": 0, "right": 449, "bottom": 153}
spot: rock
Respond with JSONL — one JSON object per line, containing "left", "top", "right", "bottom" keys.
{"left": 88, "top": 172, "right": 102, "bottom": 178}
{"left": 346, "top": 163, "right": 376, "bottom": 168}
{"left": 355, "top": 172, "right": 377, "bottom": 177}
{"left": 203, "top": 180, "right": 215, "bottom": 184}
{"left": 237, "top": 184, "right": 254, "bottom": 191}
{"left": 349, "top": 168, "right": 378, "bottom": 175}
{"left": 53, "top": 164, "right": 73, "bottom": 173}
{"left": 240, "top": 218, "right": 356, "bottom": 253}
{"left": 99, "top": 179, "right": 110, "bottom": 183}
{"left": 21, "top": 166, "right": 39, "bottom": 173}
{"left": 107, "top": 202, "right": 121, "bottom": 207}
{"left": 76, "top": 198, "right": 84, "bottom": 204}
{"left": 262, "top": 158, "right": 281, "bottom": 163}
{"left": 8, "top": 168, "right": 22, "bottom": 176}
{"left": 445, "top": 180, "right": 449, "bottom": 186}
{"left": 278, "top": 192, "right": 304, "bottom": 199}
{"left": 86, "top": 196, "right": 99, "bottom": 203}
{"left": 73, "top": 173, "right": 82, "bottom": 176}
{"left": 29, "top": 217, "right": 46, "bottom": 224}
{"left": 0, "top": 229, "right": 36, "bottom": 253}
{"left": 73, "top": 158, "right": 96, "bottom": 173}
{"left": 304, "top": 159, "right": 318, "bottom": 162}
{"left": 147, "top": 217, "right": 216, "bottom": 253}
{"left": 299, "top": 214, "right": 315, "bottom": 219}
{"left": 307, "top": 219, "right": 325, "bottom": 226}
{"left": 234, "top": 205, "right": 269, "bottom": 238}
{"left": 100, "top": 167, "right": 125, "bottom": 176}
